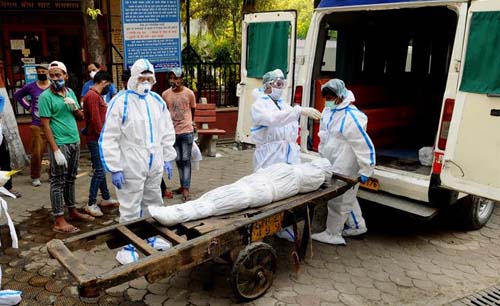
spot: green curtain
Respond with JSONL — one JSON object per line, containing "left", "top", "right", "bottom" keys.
{"left": 246, "top": 21, "right": 290, "bottom": 78}
{"left": 460, "top": 11, "right": 500, "bottom": 94}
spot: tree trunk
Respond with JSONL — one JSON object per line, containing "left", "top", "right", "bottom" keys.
{"left": 81, "top": 0, "right": 105, "bottom": 65}
{"left": 242, "top": 0, "right": 256, "bottom": 14}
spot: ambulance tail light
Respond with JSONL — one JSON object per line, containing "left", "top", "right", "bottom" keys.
{"left": 432, "top": 152, "right": 444, "bottom": 175}
{"left": 293, "top": 86, "right": 303, "bottom": 105}
{"left": 437, "top": 99, "right": 455, "bottom": 151}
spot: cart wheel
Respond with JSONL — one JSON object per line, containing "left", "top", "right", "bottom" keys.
{"left": 230, "top": 242, "right": 277, "bottom": 301}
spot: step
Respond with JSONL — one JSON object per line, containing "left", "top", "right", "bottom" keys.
{"left": 357, "top": 189, "right": 438, "bottom": 219}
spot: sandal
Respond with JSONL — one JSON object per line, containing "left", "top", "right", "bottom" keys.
{"left": 53, "top": 225, "right": 80, "bottom": 234}
{"left": 163, "top": 190, "right": 174, "bottom": 199}
{"left": 173, "top": 187, "right": 183, "bottom": 194}
{"left": 9, "top": 190, "right": 22, "bottom": 198}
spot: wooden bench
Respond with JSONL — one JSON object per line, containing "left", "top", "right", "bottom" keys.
{"left": 194, "top": 99, "right": 226, "bottom": 157}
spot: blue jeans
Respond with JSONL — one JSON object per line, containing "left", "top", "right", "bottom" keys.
{"left": 88, "top": 141, "right": 110, "bottom": 205}
{"left": 174, "top": 133, "right": 193, "bottom": 188}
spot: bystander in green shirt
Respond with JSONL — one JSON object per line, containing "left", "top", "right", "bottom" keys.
{"left": 38, "top": 88, "right": 81, "bottom": 145}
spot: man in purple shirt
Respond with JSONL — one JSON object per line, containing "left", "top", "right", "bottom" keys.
{"left": 13, "top": 63, "right": 50, "bottom": 186}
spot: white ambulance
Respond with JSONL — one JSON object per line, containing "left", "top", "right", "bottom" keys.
{"left": 236, "top": 0, "right": 500, "bottom": 229}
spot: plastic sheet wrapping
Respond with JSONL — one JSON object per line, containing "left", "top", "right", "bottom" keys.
{"left": 0, "top": 195, "right": 22, "bottom": 305}
{"left": 0, "top": 88, "right": 29, "bottom": 169}
{"left": 150, "top": 159, "right": 333, "bottom": 226}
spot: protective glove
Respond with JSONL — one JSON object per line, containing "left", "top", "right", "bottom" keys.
{"left": 112, "top": 171, "right": 125, "bottom": 189}
{"left": 164, "top": 161, "right": 173, "bottom": 180}
{"left": 64, "top": 97, "right": 79, "bottom": 111}
{"left": 360, "top": 175, "right": 369, "bottom": 183}
{"left": 53, "top": 149, "right": 68, "bottom": 167}
{"left": 300, "top": 107, "right": 322, "bottom": 120}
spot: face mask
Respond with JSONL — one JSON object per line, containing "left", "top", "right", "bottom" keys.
{"left": 90, "top": 71, "right": 97, "bottom": 79}
{"left": 269, "top": 87, "right": 282, "bottom": 100}
{"left": 137, "top": 81, "right": 151, "bottom": 95}
{"left": 170, "top": 82, "right": 177, "bottom": 90}
{"left": 50, "top": 79, "right": 65, "bottom": 90}
{"left": 325, "top": 101, "right": 337, "bottom": 109}
{"left": 37, "top": 74, "right": 47, "bottom": 81}
{"left": 101, "top": 85, "right": 110, "bottom": 96}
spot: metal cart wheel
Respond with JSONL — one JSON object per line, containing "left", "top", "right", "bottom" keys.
{"left": 230, "top": 242, "right": 277, "bottom": 301}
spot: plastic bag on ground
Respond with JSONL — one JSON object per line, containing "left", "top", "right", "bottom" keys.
{"left": 116, "top": 244, "right": 139, "bottom": 265}
{"left": 192, "top": 142, "right": 202, "bottom": 171}
{"left": 418, "top": 147, "right": 433, "bottom": 166}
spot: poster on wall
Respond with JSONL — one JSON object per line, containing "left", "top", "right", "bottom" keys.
{"left": 23, "top": 64, "right": 38, "bottom": 84}
{"left": 121, "top": 0, "right": 181, "bottom": 72}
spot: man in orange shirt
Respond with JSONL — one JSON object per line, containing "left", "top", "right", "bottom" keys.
{"left": 161, "top": 68, "right": 196, "bottom": 201}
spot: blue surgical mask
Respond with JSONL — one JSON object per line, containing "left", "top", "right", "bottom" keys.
{"left": 325, "top": 101, "right": 337, "bottom": 110}
{"left": 50, "top": 79, "right": 65, "bottom": 90}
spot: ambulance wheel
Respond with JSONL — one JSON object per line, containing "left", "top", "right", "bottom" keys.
{"left": 456, "top": 195, "right": 495, "bottom": 230}
{"left": 230, "top": 242, "right": 277, "bottom": 301}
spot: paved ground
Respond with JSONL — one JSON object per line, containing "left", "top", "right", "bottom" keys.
{"left": 1, "top": 146, "right": 500, "bottom": 306}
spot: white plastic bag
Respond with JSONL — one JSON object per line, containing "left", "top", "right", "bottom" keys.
{"left": 115, "top": 244, "right": 139, "bottom": 265}
{"left": 418, "top": 147, "right": 434, "bottom": 166}
{"left": 146, "top": 236, "right": 172, "bottom": 251}
{"left": 192, "top": 142, "right": 202, "bottom": 171}
{"left": 0, "top": 196, "right": 22, "bottom": 305}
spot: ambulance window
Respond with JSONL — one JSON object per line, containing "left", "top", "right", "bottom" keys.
{"left": 246, "top": 21, "right": 290, "bottom": 78}
{"left": 321, "top": 30, "right": 337, "bottom": 72}
{"left": 460, "top": 11, "right": 500, "bottom": 95}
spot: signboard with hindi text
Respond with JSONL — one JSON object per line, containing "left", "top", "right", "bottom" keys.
{"left": 121, "top": 0, "right": 181, "bottom": 72}
{"left": 0, "top": 0, "right": 80, "bottom": 11}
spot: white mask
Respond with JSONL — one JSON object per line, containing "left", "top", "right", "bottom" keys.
{"left": 89, "top": 71, "right": 97, "bottom": 79}
{"left": 269, "top": 87, "right": 282, "bottom": 100}
{"left": 137, "top": 81, "right": 152, "bottom": 95}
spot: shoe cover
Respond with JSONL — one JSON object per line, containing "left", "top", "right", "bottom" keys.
{"left": 311, "top": 231, "right": 346, "bottom": 245}
{"left": 145, "top": 236, "right": 172, "bottom": 251}
{"left": 275, "top": 226, "right": 295, "bottom": 242}
{"left": 116, "top": 244, "right": 139, "bottom": 265}
{"left": 343, "top": 227, "right": 367, "bottom": 237}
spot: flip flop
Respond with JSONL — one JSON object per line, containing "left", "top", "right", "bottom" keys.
{"left": 173, "top": 187, "right": 183, "bottom": 194}
{"left": 53, "top": 226, "right": 80, "bottom": 234}
{"left": 9, "top": 190, "right": 22, "bottom": 198}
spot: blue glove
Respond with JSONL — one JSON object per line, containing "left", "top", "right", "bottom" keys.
{"left": 112, "top": 171, "right": 125, "bottom": 189}
{"left": 164, "top": 161, "right": 173, "bottom": 180}
{"left": 360, "top": 175, "right": 369, "bottom": 183}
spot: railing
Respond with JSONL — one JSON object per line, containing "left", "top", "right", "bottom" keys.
{"left": 183, "top": 62, "right": 240, "bottom": 107}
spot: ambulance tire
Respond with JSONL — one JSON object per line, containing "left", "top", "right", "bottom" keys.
{"left": 455, "top": 195, "right": 495, "bottom": 230}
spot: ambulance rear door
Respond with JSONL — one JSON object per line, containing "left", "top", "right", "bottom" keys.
{"left": 236, "top": 11, "right": 297, "bottom": 144}
{"left": 440, "top": 0, "right": 500, "bottom": 202}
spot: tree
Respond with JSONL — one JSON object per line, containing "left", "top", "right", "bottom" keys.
{"left": 186, "top": 0, "right": 313, "bottom": 62}
{"left": 81, "top": 0, "right": 106, "bottom": 65}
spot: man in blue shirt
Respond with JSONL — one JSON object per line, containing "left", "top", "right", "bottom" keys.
{"left": 81, "top": 62, "right": 117, "bottom": 103}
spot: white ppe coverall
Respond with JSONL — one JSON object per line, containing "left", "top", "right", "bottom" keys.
{"left": 250, "top": 95, "right": 301, "bottom": 172}
{"left": 99, "top": 59, "right": 176, "bottom": 222}
{"left": 313, "top": 90, "right": 376, "bottom": 245}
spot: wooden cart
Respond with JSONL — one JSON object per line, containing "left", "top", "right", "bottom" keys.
{"left": 47, "top": 174, "right": 357, "bottom": 301}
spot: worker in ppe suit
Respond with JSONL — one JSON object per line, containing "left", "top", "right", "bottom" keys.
{"left": 251, "top": 68, "right": 322, "bottom": 241}
{"left": 99, "top": 59, "right": 177, "bottom": 223}
{"left": 312, "top": 79, "right": 376, "bottom": 245}
{"left": 250, "top": 69, "right": 321, "bottom": 171}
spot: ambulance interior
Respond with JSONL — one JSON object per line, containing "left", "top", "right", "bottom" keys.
{"left": 311, "top": 6, "right": 459, "bottom": 175}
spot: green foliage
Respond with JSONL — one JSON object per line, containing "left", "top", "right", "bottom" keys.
{"left": 255, "top": 0, "right": 313, "bottom": 39}
{"left": 184, "top": 0, "right": 314, "bottom": 62}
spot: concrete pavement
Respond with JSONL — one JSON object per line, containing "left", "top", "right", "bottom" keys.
{"left": 1, "top": 145, "right": 500, "bottom": 305}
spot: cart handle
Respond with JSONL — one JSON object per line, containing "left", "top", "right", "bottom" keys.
{"left": 330, "top": 172, "right": 361, "bottom": 185}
